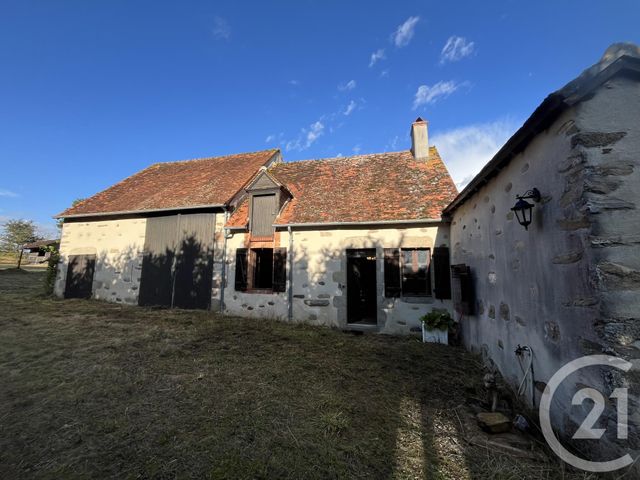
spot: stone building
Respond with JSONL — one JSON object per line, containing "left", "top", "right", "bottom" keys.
{"left": 55, "top": 119, "right": 457, "bottom": 334}
{"left": 222, "top": 128, "right": 456, "bottom": 333}
{"left": 444, "top": 43, "right": 640, "bottom": 461}
{"left": 55, "top": 43, "right": 640, "bottom": 460}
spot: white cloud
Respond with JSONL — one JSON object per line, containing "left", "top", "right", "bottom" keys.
{"left": 392, "top": 16, "right": 420, "bottom": 47}
{"left": 306, "top": 121, "right": 324, "bottom": 147}
{"left": 380, "top": 69, "right": 389, "bottom": 78}
{"left": 212, "top": 16, "right": 231, "bottom": 40}
{"left": 440, "top": 36, "right": 475, "bottom": 63}
{"left": 369, "top": 49, "right": 386, "bottom": 67}
{"left": 288, "top": 79, "right": 299, "bottom": 86}
{"left": 385, "top": 135, "right": 401, "bottom": 151}
{"left": 0, "top": 189, "right": 18, "bottom": 198}
{"left": 413, "top": 80, "right": 462, "bottom": 109}
{"left": 286, "top": 120, "right": 325, "bottom": 151}
{"left": 343, "top": 100, "right": 356, "bottom": 116}
{"left": 352, "top": 144, "right": 362, "bottom": 154}
{"left": 338, "top": 80, "right": 356, "bottom": 91}
{"left": 265, "top": 134, "right": 275, "bottom": 143}
{"left": 430, "top": 119, "right": 519, "bottom": 189}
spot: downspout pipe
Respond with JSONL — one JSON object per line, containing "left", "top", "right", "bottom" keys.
{"left": 288, "top": 225, "right": 293, "bottom": 322}
{"left": 220, "top": 208, "right": 229, "bottom": 313}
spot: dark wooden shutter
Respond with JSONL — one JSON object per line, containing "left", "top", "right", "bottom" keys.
{"left": 273, "top": 247, "right": 287, "bottom": 292}
{"left": 433, "top": 247, "right": 451, "bottom": 300}
{"left": 235, "top": 248, "right": 248, "bottom": 291}
{"left": 451, "top": 264, "right": 474, "bottom": 315}
{"left": 383, "top": 248, "right": 401, "bottom": 298}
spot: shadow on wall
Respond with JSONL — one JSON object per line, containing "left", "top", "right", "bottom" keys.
{"left": 63, "top": 254, "right": 97, "bottom": 299}
{"left": 226, "top": 226, "right": 453, "bottom": 331}
{"left": 60, "top": 235, "right": 214, "bottom": 310}
{"left": 139, "top": 235, "right": 214, "bottom": 309}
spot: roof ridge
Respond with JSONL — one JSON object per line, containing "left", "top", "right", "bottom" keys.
{"left": 271, "top": 147, "right": 439, "bottom": 168}
{"left": 154, "top": 148, "right": 279, "bottom": 167}
{"left": 228, "top": 145, "right": 456, "bottom": 226}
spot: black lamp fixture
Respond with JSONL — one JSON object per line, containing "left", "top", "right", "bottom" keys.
{"left": 511, "top": 188, "right": 541, "bottom": 230}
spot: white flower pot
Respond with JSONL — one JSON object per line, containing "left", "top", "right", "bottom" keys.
{"left": 422, "top": 324, "right": 448, "bottom": 344}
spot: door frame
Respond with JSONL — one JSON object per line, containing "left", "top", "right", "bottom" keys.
{"left": 345, "top": 248, "right": 378, "bottom": 328}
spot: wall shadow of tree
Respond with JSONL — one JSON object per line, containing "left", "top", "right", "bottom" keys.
{"left": 138, "top": 235, "right": 214, "bottom": 309}
{"left": 59, "top": 233, "right": 214, "bottom": 310}
{"left": 63, "top": 254, "right": 96, "bottom": 299}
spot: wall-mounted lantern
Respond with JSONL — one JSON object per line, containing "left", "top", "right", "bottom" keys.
{"left": 511, "top": 188, "right": 541, "bottom": 230}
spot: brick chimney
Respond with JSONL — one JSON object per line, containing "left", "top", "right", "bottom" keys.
{"left": 410, "top": 117, "right": 429, "bottom": 160}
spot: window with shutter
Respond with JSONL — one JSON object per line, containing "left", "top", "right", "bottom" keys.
{"left": 234, "top": 248, "right": 248, "bottom": 291}
{"left": 401, "top": 248, "right": 431, "bottom": 296}
{"left": 273, "top": 247, "right": 287, "bottom": 292}
{"left": 432, "top": 247, "right": 451, "bottom": 299}
{"left": 384, "top": 248, "right": 401, "bottom": 297}
{"left": 384, "top": 247, "right": 434, "bottom": 297}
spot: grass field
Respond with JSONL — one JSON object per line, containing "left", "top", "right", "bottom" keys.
{"left": 0, "top": 270, "right": 591, "bottom": 479}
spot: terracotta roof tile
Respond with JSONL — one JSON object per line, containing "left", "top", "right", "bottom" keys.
{"left": 225, "top": 147, "right": 457, "bottom": 227}
{"left": 225, "top": 197, "right": 250, "bottom": 228}
{"left": 58, "top": 149, "right": 279, "bottom": 217}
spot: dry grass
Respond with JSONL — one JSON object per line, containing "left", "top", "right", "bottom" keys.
{"left": 0, "top": 252, "right": 47, "bottom": 271}
{"left": 0, "top": 270, "right": 592, "bottom": 479}
{"left": 0, "top": 252, "right": 19, "bottom": 268}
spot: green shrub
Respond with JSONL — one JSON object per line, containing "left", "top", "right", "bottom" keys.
{"left": 43, "top": 248, "right": 60, "bottom": 296}
{"left": 420, "top": 309, "right": 453, "bottom": 331}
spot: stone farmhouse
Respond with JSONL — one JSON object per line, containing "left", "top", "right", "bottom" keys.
{"left": 55, "top": 118, "right": 456, "bottom": 334}
{"left": 55, "top": 44, "right": 640, "bottom": 458}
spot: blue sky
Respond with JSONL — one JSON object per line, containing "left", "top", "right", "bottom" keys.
{"left": 1, "top": 1, "right": 639, "bottom": 236}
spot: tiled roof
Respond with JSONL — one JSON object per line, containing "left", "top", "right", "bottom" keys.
{"left": 57, "top": 150, "right": 279, "bottom": 217}
{"left": 225, "top": 197, "right": 250, "bottom": 228}
{"left": 23, "top": 239, "right": 60, "bottom": 249}
{"left": 226, "top": 147, "right": 457, "bottom": 227}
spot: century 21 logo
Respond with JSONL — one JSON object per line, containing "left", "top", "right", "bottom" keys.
{"left": 539, "top": 355, "right": 634, "bottom": 473}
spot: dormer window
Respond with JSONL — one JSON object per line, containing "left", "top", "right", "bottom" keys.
{"left": 250, "top": 193, "right": 277, "bottom": 238}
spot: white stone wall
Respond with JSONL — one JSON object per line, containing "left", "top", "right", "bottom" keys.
{"left": 450, "top": 75, "right": 640, "bottom": 460}
{"left": 55, "top": 218, "right": 147, "bottom": 304}
{"left": 223, "top": 224, "right": 452, "bottom": 334}
{"left": 210, "top": 212, "right": 226, "bottom": 311}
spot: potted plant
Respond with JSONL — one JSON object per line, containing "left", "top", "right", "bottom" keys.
{"left": 420, "top": 309, "right": 453, "bottom": 344}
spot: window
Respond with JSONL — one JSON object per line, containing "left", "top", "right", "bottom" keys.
{"left": 252, "top": 248, "right": 273, "bottom": 289}
{"left": 234, "top": 247, "right": 287, "bottom": 293}
{"left": 384, "top": 247, "right": 431, "bottom": 297}
{"left": 401, "top": 248, "right": 431, "bottom": 296}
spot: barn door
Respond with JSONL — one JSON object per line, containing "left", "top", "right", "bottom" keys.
{"left": 64, "top": 254, "right": 96, "bottom": 299}
{"left": 172, "top": 213, "right": 215, "bottom": 309}
{"left": 138, "top": 216, "right": 179, "bottom": 307}
{"left": 139, "top": 213, "right": 215, "bottom": 309}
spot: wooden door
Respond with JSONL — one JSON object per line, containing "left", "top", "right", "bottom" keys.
{"left": 346, "top": 249, "right": 377, "bottom": 325}
{"left": 64, "top": 255, "right": 96, "bottom": 299}
{"left": 139, "top": 213, "right": 215, "bottom": 309}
